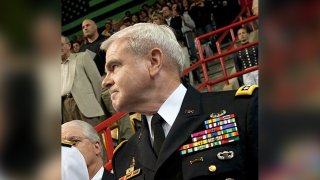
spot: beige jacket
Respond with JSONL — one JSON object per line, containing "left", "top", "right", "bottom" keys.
{"left": 68, "top": 52, "right": 104, "bottom": 117}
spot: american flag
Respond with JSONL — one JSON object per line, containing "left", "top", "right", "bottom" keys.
{"left": 62, "top": 0, "right": 90, "bottom": 25}
{"left": 62, "top": 0, "right": 155, "bottom": 37}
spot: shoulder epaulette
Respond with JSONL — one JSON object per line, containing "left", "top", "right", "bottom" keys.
{"left": 113, "top": 140, "right": 128, "bottom": 154}
{"left": 235, "top": 85, "right": 258, "bottom": 96}
{"left": 61, "top": 140, "right": 76, "bottom": 147}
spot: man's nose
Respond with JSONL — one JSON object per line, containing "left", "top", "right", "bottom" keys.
{"left": 102, "top": 75, "right": 113, "bottom": 90}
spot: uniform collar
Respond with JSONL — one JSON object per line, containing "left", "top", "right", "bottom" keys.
{"left": 91, "top": 166, "right": 104, "bottom": 180}
{"left": 158, "top": 83, "right": 187, "bottom": 126}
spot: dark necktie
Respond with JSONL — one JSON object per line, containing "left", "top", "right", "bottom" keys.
{"left": 151, "top": 113, "right": 165, "bottom": 157}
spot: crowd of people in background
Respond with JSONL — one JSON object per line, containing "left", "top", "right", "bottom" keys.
{"left": 69, "top": 0, "right": 249, "bottom": 61}
{"left": 67, "top": 0, "right": 258, "bottom": 87}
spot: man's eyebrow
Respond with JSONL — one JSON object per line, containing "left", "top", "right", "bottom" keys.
{"left": 106, "top": 59, "right": 119, "bottom": 67}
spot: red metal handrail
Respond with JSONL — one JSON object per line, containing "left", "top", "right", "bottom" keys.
{"left": 182, "top": 41, "right": 258, "bottom": 77}
{"left": 197, "top": 66, "right": 258, "bottom": 91}
{"left": 216, "top": 7, "right": 248, "bottom": 44}
{"left": 196, "top": 15, "right": 258, "bottom": 41}
{"left": 190, "top": 15, "right": 258, "bottom": 92}
{"left": 95, "top": 112, "right": 127, "bottom": 171}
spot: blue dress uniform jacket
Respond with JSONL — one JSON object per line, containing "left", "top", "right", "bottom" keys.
{"left": 234, "top": 44, "right": 259, "bottom": 85}
{"left": 112, "top": 86, "right": 258, "bottom": 180}
{"left": 234, "top": 44, "right": 259, "bottom": 72}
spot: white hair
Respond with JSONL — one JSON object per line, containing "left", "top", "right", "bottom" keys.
{"left": 62, "top": 120, "right": 103, "bottom": 156}
{"left": 61, "top": 35, "right": 70, "bottom": 44}
{"left": 100, "top": 23, "right": 185, "bottom": 73}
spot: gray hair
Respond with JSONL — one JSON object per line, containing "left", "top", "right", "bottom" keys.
{"left": 62, "top": 120, "right": 103, "bottom": 156}
{"left": 100, "top": 23, "right": 185, "bottom": 73}
{"left": 61, "top": 35, "right": 70, "bottom": 44}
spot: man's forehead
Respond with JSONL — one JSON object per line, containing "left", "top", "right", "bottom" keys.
{"left": 238, "top": 29, "right": 247, "bottom": 33}
{"left": 105, "top": 45, "right": 120, "bottom": 60}
{"left": 105, "top": 41, "right": 131, "bottom": 64}
{"left": 82, "top": 20, "right": 94, "bottom": 26}
{"left": 107, "top": 39, "right": 128, "bottom": 52}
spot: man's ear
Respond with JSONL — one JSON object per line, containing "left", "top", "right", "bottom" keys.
{"left": 93, "top": 141, "right": 101, "bottom": 156}
{"left": 148, "top": 48, "right": 163, "bottom": 77}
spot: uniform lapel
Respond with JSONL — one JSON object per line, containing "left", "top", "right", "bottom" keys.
{"left": 155, "top": 87, "right": 207, "bottom": 170}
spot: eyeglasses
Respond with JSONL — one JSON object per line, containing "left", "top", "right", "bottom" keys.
{"left": 62, "top": 136, "right": 90, "bottom": 146}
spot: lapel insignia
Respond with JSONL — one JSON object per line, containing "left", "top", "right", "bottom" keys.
{"left": 179, "top": 114, "right": 240, "bottom": 155}
{"left": 185, "top": 109, "right": 195, "bottom": 114}
{"left": 189, "top": 157, "right": 204, "bottom": 165}
{"left": 210, "top": 110, "right": 226, "bottom": 118}
{"left": 217, "top": 150, "right": 234, "bottom": 160}
{"left": 119, "top": 157, "right": 141, "bottom": 180}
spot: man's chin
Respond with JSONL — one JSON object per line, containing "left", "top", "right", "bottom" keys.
{"left": 111, "top": 102, "right": 121, "bottom": 112}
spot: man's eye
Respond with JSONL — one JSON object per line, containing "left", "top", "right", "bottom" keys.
{"left": 112, "top": 65, "right": 117, "bottom": 69}
{"left": 68, "top": 137, "right": 81, "bottom": 142}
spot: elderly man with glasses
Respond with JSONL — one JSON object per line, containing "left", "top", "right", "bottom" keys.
{"left": 62, "top": 120, "right": 114, "bottom": 180}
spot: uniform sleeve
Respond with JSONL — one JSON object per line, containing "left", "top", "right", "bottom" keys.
{"left": 62, "top": 146, "right": 89, "bottom": 180}
{"left": 233, "top": 52, "right": 242, "bottom": 72}
{"left": 246, "top": 90, "right": 259, "bottom": 178}
{"left": 233, "top": 53, "right": 244, "bottom": 85}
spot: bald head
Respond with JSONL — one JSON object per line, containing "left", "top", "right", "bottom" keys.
{"left": 82, "top": 19, "right": 98, "bottom": 42}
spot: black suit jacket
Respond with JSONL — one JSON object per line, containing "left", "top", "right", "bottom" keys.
{"left": 112, "top": 86, "right": 258, "bottom": 180}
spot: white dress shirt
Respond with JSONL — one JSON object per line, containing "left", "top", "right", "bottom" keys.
{"left": 91, "top": 166, "right": 104, "bottom": 180}
{"left": 146, "top": 84, "right": 187, "bottom": 146}
{"left": 61, "top": 55, "right": 73, "bottom": 96}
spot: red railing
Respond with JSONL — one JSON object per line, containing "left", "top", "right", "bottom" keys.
{"left": 211, "top": 5, "right": 256, "bottom": 88}
{"left": 95, "top": 112, "right": 127, "bottom": 171}
{"left": 184, "top": 15, "right": 258, "bottom": 92}
{"left": 216, "top": 7, "right": 256, "bottom": 52}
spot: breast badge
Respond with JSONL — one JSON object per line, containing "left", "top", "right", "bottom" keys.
{"left": 179, "top": 113, "right": 240, "bottom": 155}
{"left": 119, "top": 157, "right": 141, "bottom": 180}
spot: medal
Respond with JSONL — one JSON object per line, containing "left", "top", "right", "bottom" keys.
{"left": 119, "top": 157, "right": 141, "bottom": 180}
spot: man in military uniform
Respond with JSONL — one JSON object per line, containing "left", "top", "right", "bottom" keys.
{"left": 101, "top": 23, "right": 258, "bottom": 179}
{"left": 234, "top": 27, "right": 259, "bottom": 85}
